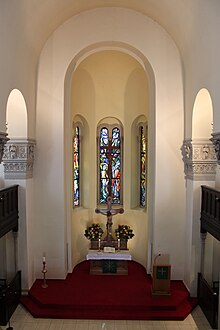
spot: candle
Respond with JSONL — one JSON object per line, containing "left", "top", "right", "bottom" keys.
{"left": 43, "top": 256, "right": 46, "bottom": 262}
{"left": 117, "top": 238, "right": 120, "bottom": 252}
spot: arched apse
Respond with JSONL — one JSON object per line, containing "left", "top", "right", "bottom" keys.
{"left": 65, "top": 48, "right": 154, "bottom": 271}
{"left": 6, "top": 89, "right": 27, "bottom": 138}
{"left": 36, "top": 7, "right": 184, "bottom": 279}
{"left": 192, "top": 88, "right": 213, "bottom": 140}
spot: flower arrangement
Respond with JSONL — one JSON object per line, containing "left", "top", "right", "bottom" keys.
{"left": 84, "top": 223, "right": 103, "bottom": 240}
{"left": 115, "top": 225, "right": 134, "bottom": 240}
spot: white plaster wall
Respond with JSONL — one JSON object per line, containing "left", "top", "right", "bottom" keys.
{"left": 182, "top": 2, "right": 220, "bottom": 137}
{"left": 35, "top": 7, "right": 184, "bottom": 279}
{"left": 184, "top": 179, "right": 193, "bottom": 290}
{"left": 0, "top": 2, "right": 37, "bottom": 136}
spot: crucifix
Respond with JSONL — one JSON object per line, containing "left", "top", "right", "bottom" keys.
{"left": 95, "top": 196, "right": 124, "bottom": 241}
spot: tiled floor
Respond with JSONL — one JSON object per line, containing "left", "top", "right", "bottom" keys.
{"left": 0, "top": 304, "right": 215, "bottom": 330}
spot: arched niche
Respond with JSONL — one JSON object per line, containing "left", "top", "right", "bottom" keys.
{"left": 36, "top": 7, "right": 184, "bottom": 278}
{"left": 192, "top": 88, "right": 213, "bottom": 140}
{"left": 68, "top": 49, "right": 151, "bottom": 270}
{"left": 6, "top": 89, "right": 27, "bottom": 138}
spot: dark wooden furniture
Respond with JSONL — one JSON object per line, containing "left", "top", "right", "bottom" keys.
{"left": 89, "top": 260, "right": 128, "bottom": 275}
{"left": 151, "top": 264, "right": 171, "bottom": 295}
{"left": 199, "top": 185, "right": 220, "bottom": 329}
{"left": 198, "top": 273, "right": 218, "bottom": 329}
{"left": 200, "top": 185, "right": 220, "bottom": 241}
{"left": 0, "top": 185, "right": 19, "bottom": 238}
{"left": 0, "top": 271, "right": 21, "bottom": 326}
{"left": 0, "top": 185, "right": 21, "bottom": 326}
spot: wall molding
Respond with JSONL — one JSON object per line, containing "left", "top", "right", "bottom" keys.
{"left": 181, "top": 138, "right": 217, "bottom": 181}
{"left": 2, "top": 139, "right": 36, "bottom": 179}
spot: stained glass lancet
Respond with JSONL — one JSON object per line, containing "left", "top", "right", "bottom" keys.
{"left": 99, "top": 127, "right": 121, "bottom": 205}
{"left": 140, "top": 126, "right": 147, "bottom": 207}
{"left": 73, "top": 126, "right": 80, "bottom": 207}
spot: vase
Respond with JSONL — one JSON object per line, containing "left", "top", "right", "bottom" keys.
{"left": 120, "top": 239, "right": 128, "bottom": 250}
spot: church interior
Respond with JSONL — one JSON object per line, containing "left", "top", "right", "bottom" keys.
{"left": 0, "top": 0, "right": 220, "bottom": 329}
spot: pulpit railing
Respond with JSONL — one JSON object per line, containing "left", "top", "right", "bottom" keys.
{"left": 0, "top": 184, "right": 20, "bottom": 326}
{"left": 198, "top": 273, "right": 218, "bottom": 329}
{"left": 0, "top": 185, "right": 19, "bottom": 238}
{"left": 199, "top": 185, "right": 220, "bottom": 329}
{"left": 200, "top": 185, "right": 220, "bottom": 241}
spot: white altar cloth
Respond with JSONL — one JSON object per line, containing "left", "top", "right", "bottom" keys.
{"left": 86, "top": 250, "right": 132, "bottom": 260}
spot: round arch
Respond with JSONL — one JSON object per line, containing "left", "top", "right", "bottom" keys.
{"left": 192, "top": 88, "right": 213, "bottom": 140}
{"left": 6, "top": 89, "right": 27, "bottom": 138}
{"left": 35, "top": 7, "right": 184, "bottom": 280}
{"left": 64, "top": 44, "right": 156, "bottom": 272}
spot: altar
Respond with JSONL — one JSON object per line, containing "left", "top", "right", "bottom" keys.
{"left": 86, "top": 250, "right": 132, "bottom": 275}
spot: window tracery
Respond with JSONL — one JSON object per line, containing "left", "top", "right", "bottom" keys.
{"left": 98, "top": 121, "right": 123, "bottom": 205}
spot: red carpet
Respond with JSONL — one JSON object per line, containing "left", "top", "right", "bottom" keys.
{"left": 21, "top": 260, "right": 197, "bottom": 320}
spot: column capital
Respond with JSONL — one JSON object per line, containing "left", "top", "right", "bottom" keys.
{"left": 2, "top": 138, "right": 36, "bottom": 179}
{"left": 181, "top": 138, "right": 217, "bottom": 181}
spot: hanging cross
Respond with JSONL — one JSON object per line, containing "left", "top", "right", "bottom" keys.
{"left": 95, "top": 196, "right": 124, "bottom": 241}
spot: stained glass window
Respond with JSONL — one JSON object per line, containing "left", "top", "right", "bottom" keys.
{"left": 140, "top": 126, "right": 147, "bottom": 207}
{"left": 99, "top": 127, "right": 121, "bottom": 204}
{"left": 73, "top": 126, "right": 80, "bottom": 207}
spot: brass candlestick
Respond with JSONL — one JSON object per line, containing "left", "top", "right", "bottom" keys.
{"left": 42, "top": 260, "right": 48, "bottom": 288}
{"left": 117, "top": 238, "right": 120, "bottom": 253}
{"left": 98, "top": 238, "right": 101, "bottom": 253}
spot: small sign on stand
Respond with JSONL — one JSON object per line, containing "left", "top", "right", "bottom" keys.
{"left": 151, "top": 254, "right": 171, "bottom": 296}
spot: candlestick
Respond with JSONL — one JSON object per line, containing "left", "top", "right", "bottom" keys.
{"left": 42, "top": 260, "right": 48, "bottom": 288}
{"left": 117, "top": 238, "right": 120, "bottom": 253}
{"left": 98, "top": 238, "right": 101, "bottom": 253}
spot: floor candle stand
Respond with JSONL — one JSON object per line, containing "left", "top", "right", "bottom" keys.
{"left": 42, "top": 260, "right": 48, "bottom": 288}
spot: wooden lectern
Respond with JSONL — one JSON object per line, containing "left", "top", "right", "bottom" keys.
{"left": 152, "top": 264, "right": 171, "bottom": 295}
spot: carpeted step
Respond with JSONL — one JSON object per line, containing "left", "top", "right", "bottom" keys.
{"left": 20, "top": 260, "right": 197, "bottom": 320}
{"left": 21, "top": 295, "right": 197, "bottom": 320}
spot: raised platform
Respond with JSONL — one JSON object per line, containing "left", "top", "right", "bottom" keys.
{"left": 20, "top": 260, "right": 197, "bottom": 320}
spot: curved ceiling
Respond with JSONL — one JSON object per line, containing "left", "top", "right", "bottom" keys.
{"left": 17, "top": 0, "right": 203, "bottom": 56}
